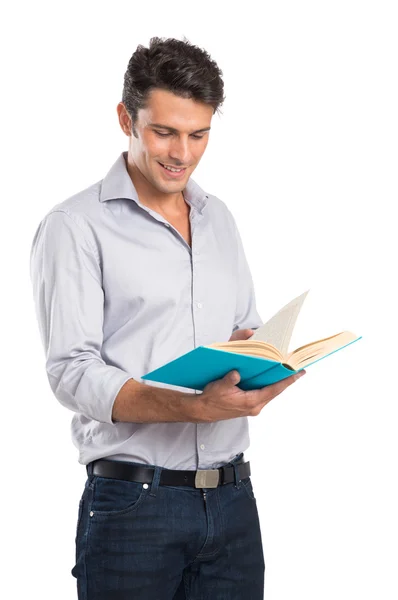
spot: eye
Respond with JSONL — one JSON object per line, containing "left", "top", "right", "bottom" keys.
{"left": 154, "top": 131, "right": 171, "bottom": 137}
{"left": 191, "top": 134, "right": 205, "bottom": 140}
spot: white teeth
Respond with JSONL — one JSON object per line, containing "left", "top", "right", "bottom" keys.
{"left": 162, "top": 164, "right": 183, "bottom": 173}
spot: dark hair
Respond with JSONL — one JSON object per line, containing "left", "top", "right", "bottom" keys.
{"left": 121, "top": 36, "right": 225, "bottom": 132}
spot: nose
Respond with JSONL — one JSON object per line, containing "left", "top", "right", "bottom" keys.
{"left": 168, "top": 136, "right": 192, "bottom": 166}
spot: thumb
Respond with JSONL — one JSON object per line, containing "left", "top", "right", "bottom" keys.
{"left": 230, "top": 328, "right": 254, "bottom": 341}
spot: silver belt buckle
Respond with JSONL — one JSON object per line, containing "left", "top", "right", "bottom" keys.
{"left": 195, "top": 469, "right": 220, "bottom": 488}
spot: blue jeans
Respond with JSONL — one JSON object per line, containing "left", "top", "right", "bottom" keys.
{"left": 71, "top": 452, "right": 265, "bottom": 599}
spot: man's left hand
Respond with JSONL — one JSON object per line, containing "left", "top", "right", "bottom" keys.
{"left": 228, "top": 328, "right": 254, "bottom": 342}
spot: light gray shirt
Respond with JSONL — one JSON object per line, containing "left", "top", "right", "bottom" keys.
{"left": 30, "top": 151, "right": 262, "bottom": 469}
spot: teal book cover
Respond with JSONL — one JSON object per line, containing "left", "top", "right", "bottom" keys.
{"left": 141, "top": 336, "right": 362, "bottom": 391}
{"left": 141, "top": 290, "right": 362, "bottom": 391}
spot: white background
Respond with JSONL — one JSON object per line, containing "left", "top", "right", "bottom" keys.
{"left": 1, "top": 1, "right": 397, "bottom": 598}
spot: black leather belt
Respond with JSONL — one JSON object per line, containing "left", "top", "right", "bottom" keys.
{"left": 88, "top": 456, "right": 250, "bottom": 489}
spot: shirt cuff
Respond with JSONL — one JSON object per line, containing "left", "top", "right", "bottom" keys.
{"left": 74, "top": 364, "right": 134, "bottom": 425}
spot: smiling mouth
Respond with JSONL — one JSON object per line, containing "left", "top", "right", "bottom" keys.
{"left": 158, "top": 162, "right": 187, "bottom": 173}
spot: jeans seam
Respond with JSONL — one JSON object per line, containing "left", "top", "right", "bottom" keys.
{"left": 82, "top": 485, "right": 95, "bottom": 600}
{"left": 183, "top": 570, "right": 190, "bottom": 599}
{"left": 215, "top": 484, "right": 226, "bottom": 555}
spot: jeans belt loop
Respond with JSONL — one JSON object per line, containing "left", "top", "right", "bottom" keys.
{"left": 149, "top": 465, "right": 162, "bottom": 498}
{"left": 232, "top": 462, "right": 241, "bottom": 489}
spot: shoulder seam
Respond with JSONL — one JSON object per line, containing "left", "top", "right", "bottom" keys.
{"left": 47, "top": 209, "right": 100, "bottom": 264}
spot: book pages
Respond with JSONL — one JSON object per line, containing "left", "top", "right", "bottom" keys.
{"left": 249, "top": 290, "right": 310, "bottom": 356}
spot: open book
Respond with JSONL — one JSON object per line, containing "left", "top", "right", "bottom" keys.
{"left": 209, "top": 290, "right": 359, "bottom": 371}
{"left": 142, "top": 290, "right": 362, "bottom": 391}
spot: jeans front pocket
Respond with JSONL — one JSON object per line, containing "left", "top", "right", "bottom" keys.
{"left": 89, "top": 476, "right": 150, "bottom": 519}
{"left": 241, "top": 476, "right": 256, "bottom": 501}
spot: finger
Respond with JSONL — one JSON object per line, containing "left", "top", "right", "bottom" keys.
{"left": 251, "top": 373, "right": 305, "bottom": 413}
{"left": 223, "top": 370, "right": 241, "bottom": 385}
{"left": 258, "top": 370, "right": 306, "bottom": 401}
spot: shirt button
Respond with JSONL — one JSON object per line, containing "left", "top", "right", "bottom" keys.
{"left": 195, "top": 250, "right": 200, "bottom": 255}
{"left": 200, "top": 444, "right": 205, "bottom": 450}
{"left": 143, "top": 483, "right": 149, "bottom": 489}
{"left": 165, "top": 223, "right": 170, "bottom": 227}
{"left": 197, "top": 302, "right": 203, "bottom": 309}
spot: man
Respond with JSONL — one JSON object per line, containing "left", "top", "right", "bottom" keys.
{"left": 30, "top": 37, "right": 305, "bottom": 599}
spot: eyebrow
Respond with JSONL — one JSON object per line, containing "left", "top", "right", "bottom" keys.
{"left": 149, "top": 123, "right": 211, "bottom": 134}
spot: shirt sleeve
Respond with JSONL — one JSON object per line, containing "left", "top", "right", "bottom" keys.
{"left": 231, "top": 217, "right": 263, "bottom": 333}
{"left": 29, "top": 210, "right": 133, "bottom": 425}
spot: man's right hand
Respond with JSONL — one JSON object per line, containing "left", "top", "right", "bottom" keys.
{"left": 192, "top": 369, "right": 306, "bottom": 423}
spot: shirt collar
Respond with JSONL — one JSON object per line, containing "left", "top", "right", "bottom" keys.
{"left": 99, "top": 151, "right": 208, "bottom": 214}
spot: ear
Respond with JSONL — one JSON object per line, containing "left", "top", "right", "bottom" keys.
{"left": 116, "top": 102, "right": 132, "bottom": 137}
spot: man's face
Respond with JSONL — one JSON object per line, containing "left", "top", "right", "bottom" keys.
{"left": 119, "top": 89, "right": 214, "bottom": 195}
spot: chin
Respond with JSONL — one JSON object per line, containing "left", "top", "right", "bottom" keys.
{"left": 165, "top": 183, "right": 186, "bottom": 194}
{"left": 155, "top": 172, "right": 188, "bottom": 188}
{"left": 153, "top": 180, "right": 183, "bottom": 194}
